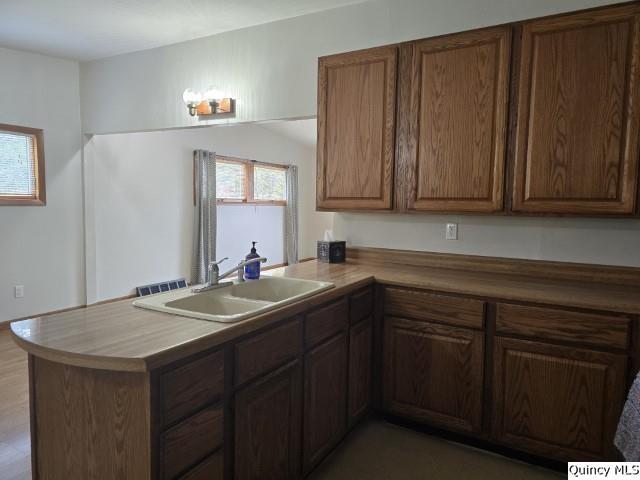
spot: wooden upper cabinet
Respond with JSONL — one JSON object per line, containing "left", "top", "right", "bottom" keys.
{"left": 397, "top": 26, "right": 511, "bottom": 212}
{"left": 317, "top": 46, "right": 397, "bottom": 210}
{"left": 512, "top": 4, "right": 640, "bottom": 214}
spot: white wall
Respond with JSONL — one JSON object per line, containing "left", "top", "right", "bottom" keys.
{"left": 80, "top": 0, "right": 622, "bottom": 135}
{"left": 332, "top": 214, "right": 640, "bottom": 267}
{"left": 88, "top": 121, "right": 332, "bottom": 302}
{"left": 0, "top": 47, "right": 84, "bottom": 322}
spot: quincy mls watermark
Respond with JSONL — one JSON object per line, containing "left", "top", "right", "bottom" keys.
{"left": 568, "top": 463, "right": 640, "bottom": 479}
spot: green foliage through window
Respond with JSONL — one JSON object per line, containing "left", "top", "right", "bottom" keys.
{"left": 214, "top": 156, "right": 287, "bottom": 204}
{"left": 254, "top": 166, "right": 286, "bottom": 201}
{"left": 216, "top": 161, "right": 245, "bottom": 199}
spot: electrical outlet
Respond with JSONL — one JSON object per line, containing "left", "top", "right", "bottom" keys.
{"left": 14, "top": 285, "right": 24, "bottom": 298}
{"left": 445, "top": 223, "right": 458, "bottom": 240}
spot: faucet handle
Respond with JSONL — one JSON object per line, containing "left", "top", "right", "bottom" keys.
{"left": 210, "top": 257, "right": 228, "bottom": 267}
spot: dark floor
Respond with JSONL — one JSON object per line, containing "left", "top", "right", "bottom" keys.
{"left": 310, "top": 421, "right": 563, "bottom": 480}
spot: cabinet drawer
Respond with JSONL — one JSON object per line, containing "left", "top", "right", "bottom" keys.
{"left": 305, "top": 298, "right": 348, "bottom": 348}
{"left": 178, "top": 451, "right": 223, "bottom": 480}
{"left": 235, "top": 319, "right": 302, "bottom": 385}
{"left": 384, "top": 287, "right": 485, "bottom": 329}
{"left": 350, "top": 287, "right": 373, "bottom": 324}
{"left": 496, "top": 303, "right": 630, "bottom": 350}
{"left": 162, "top": 405, "right": 223, "bottom": 479}
{"left": 160, "top": 350, "right": 224, "bottom": 426}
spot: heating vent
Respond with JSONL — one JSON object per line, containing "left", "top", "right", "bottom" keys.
{"left": 136, "top": 278, "right": 187, "bottom": 297}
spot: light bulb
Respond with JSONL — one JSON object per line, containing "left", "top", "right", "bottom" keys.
{"left": 182, "top": 88, "right": 202, "bottom": 106}
{"left": 203, "top": 86, "right": 224, "bottom": 102}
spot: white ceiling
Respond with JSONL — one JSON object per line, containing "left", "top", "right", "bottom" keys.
{"left": 0, "top": 0, "right": 365, "bottom": 61}
{"left": 260, "top": 118, "right": 317, "bottom": 149}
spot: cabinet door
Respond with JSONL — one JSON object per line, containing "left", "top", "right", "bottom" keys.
{"left": 512, "top": 4, "right": 640, "bottom": 214}
{"left": 303, "top": 332, "right": 348, "bottom": 474}
{"left": 492, "top": 337, "right": 627, "bottom": 461}
{"left": 235, "top": 360, "right": 302, "bottom": 480}
{"left": 383, "top": 317, "right": 484, "bottom": 433}
{"left": 317, "top": 46, "right": 397, "bottom": 210}
{"left": 348, "top": 316, "right": 373, "bottom": 428}
{"left": 397, "top": 26, "right": 511, "bottom": 212}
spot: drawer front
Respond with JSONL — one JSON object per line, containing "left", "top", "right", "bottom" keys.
{"left": 160, "top": 350, "right": 224, "bottom": 426}
{"left": 305, "top": 298, "right": 349, "bottom": 348}
{"left": 178, "top": 451, "right": 223, "bottom": 480}
{"left": 349, "top": 287, "right": 374, "bottom": 324}
{"left": 384, "top": 287, "right": 485, "bottom": 329}
{"left": 496, "top": 303, "right": 630, "bottom": 350}
{"left": 235, "top": 319, "right": 302, "bottom": 385}
{"left": 162, "top": 405, "right": 224, "bottom": 479}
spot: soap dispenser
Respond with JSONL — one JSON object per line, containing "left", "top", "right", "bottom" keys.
{"left": 244, "top": 241, "right": 261, "bottom": 280}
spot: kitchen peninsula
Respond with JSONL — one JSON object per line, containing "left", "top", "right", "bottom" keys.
{"left": 12, "top": 248, "right": 640, "bottom": 479}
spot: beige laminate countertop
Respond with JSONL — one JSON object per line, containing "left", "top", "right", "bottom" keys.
{"left": 11, "top": 260, "right": 640, "bottom": 372}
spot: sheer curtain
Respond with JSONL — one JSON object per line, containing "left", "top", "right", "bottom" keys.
{"left": 192, "top": 150, "right": 216, "bottom": 285}
{"left": 284, "top": 165, "right": 299, "bottom": 265}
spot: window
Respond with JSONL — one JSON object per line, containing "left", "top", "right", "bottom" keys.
{"left": 254, "top": 164, "right": 286, "bottom": 201}
{"left": 216, "top": 159, "right": 246, "bottom": 200}
{"left": 0, "top": 124, "right": 45, "bottom": 205}
{"left": 215, "top": 155, "right": 287, "bottom": 205}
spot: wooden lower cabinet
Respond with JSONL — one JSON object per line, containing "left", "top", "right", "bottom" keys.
{"left": 303, "top": 332, "right": 349, "bottom": 474}
{"left": 178, "top": 451, "right": 223, "bottom": 480}
{"left": 146, "top": 286, "right": 633, "bottom": 478}
{"left": 348, "top": 316, "right": 373, "bottom": 428}
{"left": 492, "top": 337, "right": 627, "bottom": 461}
{"left": 28, "top": 282, "right": 638, "bottom": 477}
{"left": 383, "top": 316, "right": 484, "bottom": 433}
{"left": 234, "top": 360, "right": 302, "bottom": 480}
{"left": 161, "top": 405, "right": 224, "bottom": 479}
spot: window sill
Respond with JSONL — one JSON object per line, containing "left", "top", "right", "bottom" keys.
{"left": 0, "top": 197, "right": 46, "bottom": 206}
{"left": 217, "top": 200, "right": 287, "bottom": 206}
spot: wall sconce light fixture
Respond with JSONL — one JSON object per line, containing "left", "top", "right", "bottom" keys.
{"left": 182, "top": 86, "right": 235, "bottom": 117}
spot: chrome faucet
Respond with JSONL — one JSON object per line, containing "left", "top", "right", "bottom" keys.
{"left": 192, "top": 256, "right": 267, "bottom": 293}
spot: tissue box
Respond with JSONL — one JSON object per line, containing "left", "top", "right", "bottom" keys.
{"left": 317, "top": 241, "right": 346, "bottom": 263}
